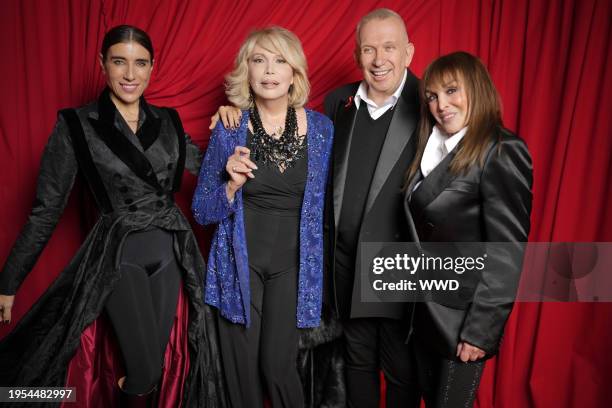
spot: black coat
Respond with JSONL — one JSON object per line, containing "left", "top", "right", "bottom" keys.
{"left": 0, "top": 89, "right": 228, "bottom": 407}
{"left": 403, "top": 128, "right": 533, "bottom": 358}
{"left": 323, "top": 71, "right": 420, "bottom": 320}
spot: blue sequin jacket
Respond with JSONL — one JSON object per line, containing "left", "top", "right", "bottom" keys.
{"left": 192, "top": 109, "right": 334, "bottom": 328}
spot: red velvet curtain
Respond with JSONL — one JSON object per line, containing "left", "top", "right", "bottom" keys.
{"left": 1, "top": 1, "right": 610, "bottom": 407}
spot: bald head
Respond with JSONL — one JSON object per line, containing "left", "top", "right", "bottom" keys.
{"left": 355, "top": 8, "right": 409, "bottom": 50}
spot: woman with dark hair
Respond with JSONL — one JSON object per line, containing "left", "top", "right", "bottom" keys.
{"left": 403, "top": 51, "right": 533, "bottom": 407}
{"left": 192, "top": 27, "right": 334, "bottom": 408}
{"left": 0, "top": 25, "right": 226, "bottom": 407}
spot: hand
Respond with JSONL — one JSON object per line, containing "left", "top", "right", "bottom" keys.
{"left": 456, "top": 341, "right": 486, "bottom": 362}
{"left": 0, "top": 294, "right": 15, "bottom": 324}
{"left": 209, "top": 106, "right": 242, "bottom": 130}
{"left": 225, "top": 146, "right": 257, "bottom": 200}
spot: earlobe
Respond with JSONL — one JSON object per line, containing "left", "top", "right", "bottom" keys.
{"left": 98, "top": 53, "right": 106, "bottom": 73}
{"left": 405, "top": 43, "right": 415, "bottom": 67}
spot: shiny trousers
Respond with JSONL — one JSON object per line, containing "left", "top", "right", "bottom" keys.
{"left": 217, "top": 207, "right": 304, "bottom": 408}
{"left": 104, "top": 228, "right": 181, "bottom": 395}
{"left": 412, "top": 339, "right": 485, "bottom": 408}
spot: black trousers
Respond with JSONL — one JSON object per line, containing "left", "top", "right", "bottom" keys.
{"left": 104, "top": 228, "right": 181, "bottom": 395}
{"left": 412, "top": 339, "right": 485, "bottom": 408}
{"left": 343, "top": 317, "right": 420, "bottom": 408}
{"left": 217, "top": 207, "right": 303, "bottom": 408}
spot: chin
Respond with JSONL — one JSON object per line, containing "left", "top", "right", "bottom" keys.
{"left": 116, "top": 92, "right": 141, "bottom": 104}
{"left": 256, "top": 93, "right": 289, "bottom": 102}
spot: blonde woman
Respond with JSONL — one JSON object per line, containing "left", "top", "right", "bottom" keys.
{"left": 192, "top": 27, "right": 333, "bottom": 408}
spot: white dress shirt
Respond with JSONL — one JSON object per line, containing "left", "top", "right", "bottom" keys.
{"left": 412, "top": 126, "right": 467, "bottom": 193}
{"left": 420, "top": 126, "right": 467, "bottom": 178}
{"left": 354, "top": 70, "right": 408, "bottom": 120}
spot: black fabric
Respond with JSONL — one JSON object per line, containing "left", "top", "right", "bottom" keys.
{"left": 0, "top": 91, "right": 228, "bottom": 407}
{"left": 217, "top": 139, "right": 307, "bottom": 408}
{"left": 60, "top": 108, "right": 113, "bottom": 214}
{"left": 323, "top": 72, "right": 420, "bottom": 320}
{"left": 320, "top": 73, "right": 420, "bottom": 408}
{"left": 87, "top": 88, "right": 162, "bottom": 190}
{"left": 343, "top": 318, "right": 419, "bottom": 408}
{"left": 336, "top": 103, "right": 393, "bottom": 269}
{"left": 404, "top": 129, "right": 533, "bottom": 358}
{"left": 137, "top": 99, "right": 162, "bottom": 151}
{"left": 165, "top": 107, "right": 187, "bottom": 192}
{"left": 412, "top": 339, "right": 484, "bottom": 408}
{"left": 218, "top": 204, "right": 303, "bottom": 408}
{"left": 105, "top": 228, "right": 181, "bottom": 395}
{"left": 243, "top": 130, "right": 307, "bottom": 215}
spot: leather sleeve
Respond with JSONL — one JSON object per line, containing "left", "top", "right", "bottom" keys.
{"left": 459, "top": 136, "right": 533, "bottom": 354}
{"left": 0, "top": 114, "right": 79, "bottom": 294}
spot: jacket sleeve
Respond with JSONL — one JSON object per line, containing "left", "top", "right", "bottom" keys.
{"left": 0, "top": 114, "right": 79, "bottom": 295}
{"left": 459, "top": 137, "right": 533, "bottom": 354}
{"left": 185, "top": 134, "right": 203, "bottom": 175}
{"left": 191, "top": 123, "right": 238, "bottom": 225}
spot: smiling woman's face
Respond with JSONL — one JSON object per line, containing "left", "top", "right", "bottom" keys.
{"left": 248, "top": 44, "right": 294, "bottom": 104}
{"left": 425, "top": 75, "right": 469, "bottom": 135}
{"left": 100, "top": 41, "right": 153, "bottom": 109}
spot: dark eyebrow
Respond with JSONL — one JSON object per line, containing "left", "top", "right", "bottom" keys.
{"left": 108, "top": 56, "right": 150, "bottom": 63}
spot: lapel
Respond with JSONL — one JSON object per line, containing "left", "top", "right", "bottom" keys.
{"left": 403, "top": 168, "right": 423, "bottom": 244}
{"left": 88, "top": 88, "right": 162, "bottom": 190}
{"left": 363, "top": 71, "right": 419, "bottom": 215}
{"left": 409, "top": 148, "right": 458, "bottom": 221}
{"left": 138, "top": 100, "right": 162, "bottom": 150}
{"left": 332, "top": 93, "right": 359, "bottom": 229}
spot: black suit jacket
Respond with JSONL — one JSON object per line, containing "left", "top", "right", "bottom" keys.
{"left": 323, "top": 70, "right": 420, "bottom": 320}
{"left": 404, "top": 128, "right": 533, "bottom": 357}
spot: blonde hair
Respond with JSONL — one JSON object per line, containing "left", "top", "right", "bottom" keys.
{"left": 225, "top": 26, "right": 309, "bottom": 109}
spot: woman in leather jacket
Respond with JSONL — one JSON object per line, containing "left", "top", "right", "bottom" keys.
{"left": 403, "top": 51, "right": 533, "bottom": 407}
{"left": 0, "top": 25, "right": 227, "bottom": 407}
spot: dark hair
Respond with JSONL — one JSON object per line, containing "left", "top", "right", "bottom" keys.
{"left": 406, "top": 51, "right": 502, "bottom": 183}
{"left": 100, "top": 25, "right": 154, "bottom": 61}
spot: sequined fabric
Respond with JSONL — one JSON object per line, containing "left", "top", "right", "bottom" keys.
{"left": 192, "top": 109, "right": 334, "bottom": 328}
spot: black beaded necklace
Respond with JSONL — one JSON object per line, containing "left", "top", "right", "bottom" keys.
{"left": 249, "top": 104, "right": 305, "bottom": 171}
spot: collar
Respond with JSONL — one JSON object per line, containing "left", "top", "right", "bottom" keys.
{"left": 355, "top": 69, "right": 408, "bottom": 110}
{"left": 94, "top": 87, "right": 161, "bottom": 151}
{"left": 433, "top": 125, "right": 468, "bottom": 153}
{"left": 97, "top": 87, "right": 154, "bottom": 127}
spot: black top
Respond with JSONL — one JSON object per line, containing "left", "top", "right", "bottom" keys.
{"left": 336, "top": 103, "right": 394, "bottom": 268}
{"left": 243, "top": 130, "right": 308, "bottom": 216}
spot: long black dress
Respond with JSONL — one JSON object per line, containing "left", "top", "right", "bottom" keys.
{"left": 0, "top": 89, "right": 227, "bottom": 407}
